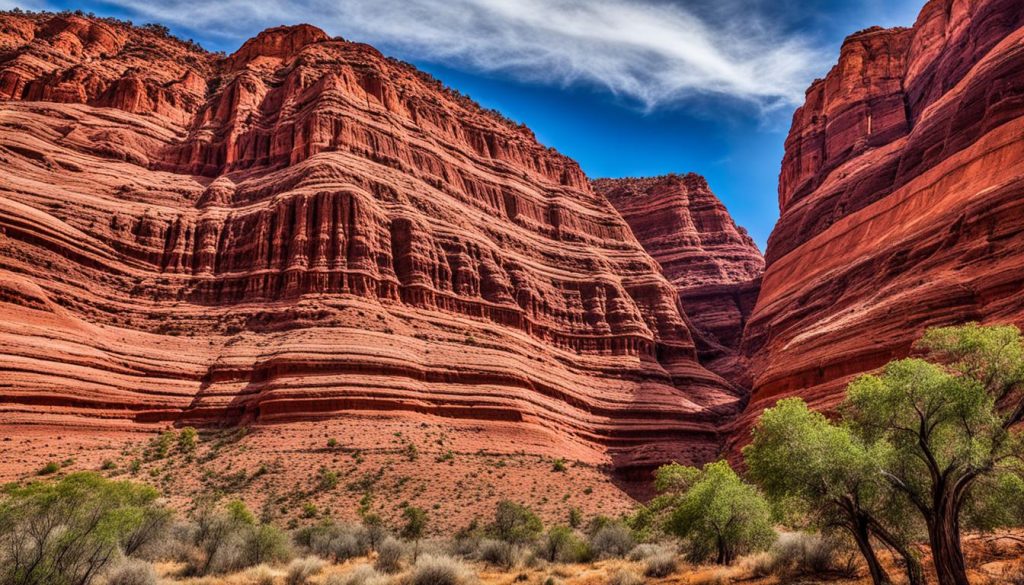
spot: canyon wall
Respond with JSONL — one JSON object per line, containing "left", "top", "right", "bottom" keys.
{"left": 594, "top": 175, "right": 763, "bottom": 388}
{"left": 732, "top": 0, "right": 1024, "bottom": 445}
{"left": 0, "top": 11, "right": 744, "bottom": 478}
{"left": 7, "top": 0, "right": 1022, "bottom": 490}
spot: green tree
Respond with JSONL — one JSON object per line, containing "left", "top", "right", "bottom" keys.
{"left": 362, "top": 512, "right": 386, "bottom": 551}
{"left": 843, "top": 323, "right": 1024, "bottom": 585}
{"left": 243, "top": 523, "right": 291, "bottom": 566}
{"left": 187, "top": 498, "right": 290, "bottom": 576}
{"left": 659, "top": 460, "right": 774, "bottom": 565}
{"left": 402, "top": 506, "right": 428, "bottom": 561}
{"left": 491, "top": 500, "right": 543, "bottom": 544}
{"left": 745, "top": 398, "right": 924, "bottom": 585}
{"left": 539, "top": 525, "right": 586, "bottom": 562}
{"left": 0, "top": 472, "right": 171, "bottom": 585}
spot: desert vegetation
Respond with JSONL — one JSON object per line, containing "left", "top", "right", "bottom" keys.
{"left": 746, "top": 323, "right": 1024, "bottom": 585}
{"left": 1, "top": 323, "right": 1022, "bottom": 585}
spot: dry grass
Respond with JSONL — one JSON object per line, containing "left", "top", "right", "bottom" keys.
{"left": 285, "top": 556, "right": 325, "bottom": 585}
{"left": 147, "top": 530, "right": 1024, "bottom": 585}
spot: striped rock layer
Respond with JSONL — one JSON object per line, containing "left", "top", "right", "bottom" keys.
{"left": 0, "top": 12, "right": 743, "bottom": 478}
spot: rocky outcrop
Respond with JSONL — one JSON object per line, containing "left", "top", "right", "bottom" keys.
{"left": 0, "top": 11, "right": 742, "bottom": 479}
{"left": 0, "top": 13, "right": 211, "bottom": 125}
{"left": 732, "top": 0, "right": 1024, "bottom": 446}
{"left": 594, "top": 175, "right": 763, "bottom": 388}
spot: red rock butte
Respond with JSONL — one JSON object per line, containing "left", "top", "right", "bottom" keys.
{"left": 0, "top": 11, "right": 746, "bottom": 498}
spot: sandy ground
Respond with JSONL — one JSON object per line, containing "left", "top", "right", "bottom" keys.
{"left": 0, "top": 415, "right": 637, "bottom": 531}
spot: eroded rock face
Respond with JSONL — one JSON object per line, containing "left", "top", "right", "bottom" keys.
{"left": 732, "top": 0, "right": 1024, "bottom": 447}
{"left": 594, "top": 175, "right": 764, "bottom": 388}
{"left": 0, "top": 12, "right": 741, "bottom": 480}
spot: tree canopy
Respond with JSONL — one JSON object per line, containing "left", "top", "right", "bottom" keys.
{"left": 658, "top": 460, "right": 775, "bottom": 564}
{"left": 842, "top": 323, "right": 1024, "bottom": 585}
{"left": 0, "top": 472, "right": 170, "bottom": 585}
{"left": 745, "top": 397, "right": 922, "bottom": 585}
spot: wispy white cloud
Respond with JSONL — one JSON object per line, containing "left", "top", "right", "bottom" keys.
{"left": 1, "top": 0, "right": 46, "bottom": 10}
{"left": 95, "top": 0, "right": 826, "bottom": 110}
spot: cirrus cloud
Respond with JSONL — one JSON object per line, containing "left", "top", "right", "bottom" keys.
{"left": 91, "top": 0, "right": 826, "bottom": 110}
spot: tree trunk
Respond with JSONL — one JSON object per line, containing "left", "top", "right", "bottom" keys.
{"left": 928, "top": 514, "right": 968, "bottom": 585}
{"left": 868, "top": 519, "right": 925, "bottom": 585}
{"left": 851, "top": 522, "right": 892, "bottom": 585}
{"left": 901, "top": 550, "right": 927, "bottom": 585}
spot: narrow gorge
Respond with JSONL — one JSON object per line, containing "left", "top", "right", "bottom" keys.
{"left": 0, "top": 0, "right": 1023, "bottom": 519}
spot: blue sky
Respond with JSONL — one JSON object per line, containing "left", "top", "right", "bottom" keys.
{"left": 8, "top": 0, "right": 924, "bottom": 249}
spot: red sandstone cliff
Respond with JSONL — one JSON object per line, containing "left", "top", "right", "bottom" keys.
{"left": 732, "top": 0, "right": 1024, "bottom": 446}
{"left": 593, "top": 175, "right": 764, "bottom": 388}
{"left": 0, "top": 11, "right": 744, "bottom": 482}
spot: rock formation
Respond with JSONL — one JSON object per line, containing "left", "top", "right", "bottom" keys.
{"left": 7, "top": 0, "right": 1021, "bottom": 502}
{"left": 732, "top": 0, "right": 1024, "bottom": 446}
{"left": 0, "top": 11, "right": 743, "bottom": 486}
{"left": 594, "top": 175, "right": 763, "bottom": 388}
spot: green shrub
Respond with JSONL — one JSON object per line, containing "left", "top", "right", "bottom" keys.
{"left": 588, "top": 523, "right": 635, "bottom": 558}
{"left": 180, "top": 500, "right": 290, "bottom": 576}
{"left": 37, "top": 461, "right": 60, "bottom": 475}
{"left": 375, "top": 537, "right": 405, "bottom": 574}
{"left": 537, "top": 525, "right": 589, "bottom": 563}
{"left": 402, "top": 506, "right": 428, "bottom": 560}
{"left": 753, "top": 532, "right": 855, "bottom": 579}
{"left": 177, "top": 427, "right": 198, "bottom": 454}
{"left": 0, "top": 473, "right": 170, "bottom": 585}
{"left": 567, "top": 507, "right": 582, "bottom": 529}
{"left": 491, "top": 501, "right": 542, "bottom": 544}
{"left": 303, "top": 522, "right": 370, "bottom": 561}
{"left": 318, "top": 467, "right": 340, "bottom": 491}
{"left": 227, "top": 499, "right": 257, "bottom": 525}
{"left": 478, "top": 538, "right": 515, "bottom": 568}
{"left": 362, "top": 513, "right": 387, "bottom": 551}
{"left": 243, "top": 524, "right": 292, "bottom": 566}
{"left": 302, "top": 502, "right": 318, "bottom": 518}
{"left": 146, "top": 431, "right": 175, "bottom": 460}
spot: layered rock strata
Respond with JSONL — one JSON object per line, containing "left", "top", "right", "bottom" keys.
{"left": 732, "top": 0, "right": 1024, "bottom": 445}
{"left": 594, "top": 175, "right": 764, "bottom": 388}
{"left": 0, "top": 12, "right": 742, "bottom": 475}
